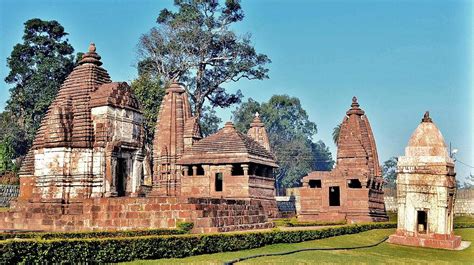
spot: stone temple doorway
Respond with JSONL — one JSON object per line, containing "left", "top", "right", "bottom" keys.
{"left": 116, "top": 158, "right": 128, "bottom": 197}
{"left": 329, "top": 186, "right": 340, "bottom": 206}
{"left": 417, "top": 210, "right": 428, "bottom": 234}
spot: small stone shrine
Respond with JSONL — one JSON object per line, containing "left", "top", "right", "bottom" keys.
{"left": 297, "top": 97, "right": 388, "bottom": 223}
{"left": 388, "top": 112, "right": 462, "bottom": 249}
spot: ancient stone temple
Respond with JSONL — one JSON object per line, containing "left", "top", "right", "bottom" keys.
{"left": 178, "top": 118, "right": 279, "bottom": 217}
{"left": 297, "top": 97, "right": 388, "bottom": 223}
{"left": 151, "top": 82, "right": 201, "bottom": 197}
{"left": 388, "top": 112, "right": 462, "bottom": 249}
{"left": 151, "top": 82, "right": 279, "bottom": 218}
{"left": 0, "top": 46, "right": 277, "bottom": 232}
{"left": 19, "top": 43, "right": 146, "bottom": 201}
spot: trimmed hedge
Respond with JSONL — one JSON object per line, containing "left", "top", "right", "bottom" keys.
{"left": 0, "top": 223, "right": 396, "bottom": 263}
{"left": 273, "top": 218, "right": 346, "bottom": 227}
{"left": 0, "top": 228, "right": 186, "bottom": 240}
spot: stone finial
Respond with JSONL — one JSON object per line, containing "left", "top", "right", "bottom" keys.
{"left": 78, "top": 42, "right": 102, "bottom": 66}
{"left": 346, "top": 96, "right": 364, "bottom": 116}
{"left": 88, "top": 43, "right": 96, "bottom": 52}
{"left": 250, "top": 112, "right": 264, "bottom": 128}
{"left": 422, "top": 111, "right": 432, "bottom": 123}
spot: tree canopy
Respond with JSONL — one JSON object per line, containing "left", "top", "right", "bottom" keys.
{"left": 3, "top": 18, "right": 75, "bottom": 158}
{"left": 233, "top": 95, "right": 334, "bottom": 194}
{"left": 382, "top": 157, "right": 398, "bottom": 188}
{"left": 137, "top": 0, "right": 270, "bottom": 118}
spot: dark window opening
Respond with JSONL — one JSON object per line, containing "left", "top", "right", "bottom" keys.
{"left": 116, "top": 158, "right": 127, "bottom": 197}
{"left": 196, "top": 165, "right": 205, "bottom": 176}
{"left": 232, "top": 164, "right": 244, "bottom": 176}
{"left": 371, "top": 181, "right": 376, "bottom": 189}
{"left": 309, "top": 180, "right": 322, "bottom": 188}
{"left": 188, "top": 165, "right": 205, "bottom": 176}
{"left": 255, "top": 166, "right": 264, "bottom": 177}
{"left": 215, "top": 173, "right": 223, "bottom": 192}
{"left": 329, "top": 186, "right": 340, "bottom": 206}
{"left": 348, "top": 179, "right": 362, "bottom": 188}
{"left": 417, "top": 210, "right": 427, "bottom": 234}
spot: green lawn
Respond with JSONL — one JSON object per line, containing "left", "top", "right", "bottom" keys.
{"left": 126, "top": 228, "right": 473, "bottom": 265}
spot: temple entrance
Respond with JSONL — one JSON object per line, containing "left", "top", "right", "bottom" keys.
{"left": 329, "top": 186, "right": 340, "bottom": 206}
{"left": 417, "top": 210, "right": 427, "bottom": 234}
{"left": 116, "top": 158, "right": 127, "bottom": 197}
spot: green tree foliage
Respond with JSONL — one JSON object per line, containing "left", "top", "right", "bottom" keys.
{"left": 137, "top": 0, "right": 270, "bottom": 118}
{"left": 312, "top": 141, "right": 335, "bottom": 171}
{"left": 130, "top": 74, "right": 166, "bottom": 145}
{"left": 332, "top": 123, "right": 341, "bottom": 146}
{"left": 233, "top": 95, "right": 334, "bottom": 193}
{"left": 382, "top": 157, "right": 398, "bottom": 188}
{"left": 4, "top": 18, "right": 75, "bottom": 157}
{"left": 200, "top": 105, "right": 222, "bottom": 137}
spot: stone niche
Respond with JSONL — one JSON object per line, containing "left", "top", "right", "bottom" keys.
{"left": 388, "top": 112, "right": 463, "bottom": 250}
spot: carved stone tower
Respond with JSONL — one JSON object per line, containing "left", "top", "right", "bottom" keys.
{"left": 152, "top": 81, "right": 201, "bottom": 196}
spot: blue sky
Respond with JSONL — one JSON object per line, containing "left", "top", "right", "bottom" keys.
{"left": 0, "top": 0, "right": 472, "bottom": 182}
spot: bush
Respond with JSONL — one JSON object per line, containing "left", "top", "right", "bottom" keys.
{"left": 0, "top": 223, "right": 396, "bottom": 263}
{"left": 0, "top": 228, "right": 185, "bottom": 241}
{"left": 273, "top": 218, "right": 346, "bottom": 227}
{"left": 177, "top": 221, "right": 194, "bottom": 232}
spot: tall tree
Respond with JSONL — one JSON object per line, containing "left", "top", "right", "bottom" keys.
{"left": 137, "top": 0, "right": 270, "bottom": 118}
{"left": 130, "top": 74, "right": 166, "bottom": 145}
{"left": 382, "top": 157, "right": 398, "bottom": 188}
{"left": 233, "top": 95, "right": 334, "bottom": 193}
{"left": 4, "top": 18, "right": 75, "bottom": 157}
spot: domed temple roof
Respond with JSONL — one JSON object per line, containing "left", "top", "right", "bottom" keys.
{"left": 404, "top": 111, "right": 450, "bottom": 158}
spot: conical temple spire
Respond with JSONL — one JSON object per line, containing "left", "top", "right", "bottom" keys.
{"left": 78, "top": 43, "right": 102, "bottom": 66}
{"left": 247, "top": 112, "right": 271, "bottom": 151}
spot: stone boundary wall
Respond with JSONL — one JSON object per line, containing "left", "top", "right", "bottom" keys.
{"left": 0, "top": 185, "right": 19, "bottom": 207}
{"left": 0, "top": 197, "right": 273, "bottom": 233}
{"left": 384, "top": 188, "right": 474, "bottom": 215}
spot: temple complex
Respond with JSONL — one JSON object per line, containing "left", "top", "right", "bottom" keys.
{"left": 388, "top": 112, "right": 462, "bottom": 249}
{"left": 297, "top": 97, "right": 388, "bottom": 223}
{"left": 0, "top": 43, "right": 278, "bottom": 232}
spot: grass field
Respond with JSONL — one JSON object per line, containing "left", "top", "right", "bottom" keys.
{"left": 126, "top": 228, "right": 473, "bottom": 265}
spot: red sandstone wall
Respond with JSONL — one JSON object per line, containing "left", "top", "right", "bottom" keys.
{"left": 0, "top": 197, "right": 273, "bottom": 233}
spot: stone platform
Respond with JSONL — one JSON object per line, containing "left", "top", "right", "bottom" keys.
{"left": 0, "top": 197, "right": 273, "bottom": 233}
{"left": 388, "top": 230, "right": 462, "bottom": 250}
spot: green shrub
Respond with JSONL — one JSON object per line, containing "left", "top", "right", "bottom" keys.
{"left": 0, "top": 222, "right": 396, "bottom": 263}
{"left": 176, "top": 221, "right": 194, "bottom": 232}
{"left": 0, "top": 228, "right": 185, "bottom": 241}
{"left": 273, "top": 217, "right": 346, "bottom": 227}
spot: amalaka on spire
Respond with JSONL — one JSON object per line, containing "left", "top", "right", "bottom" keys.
{"left": 346, "top": 96, "right": 365, "bottom": 116}
{"left": 166, "top": 79, "right": 185, "bottom": 93}
{"left": 78, "top": 42, "right": 102, "bottom": 66}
